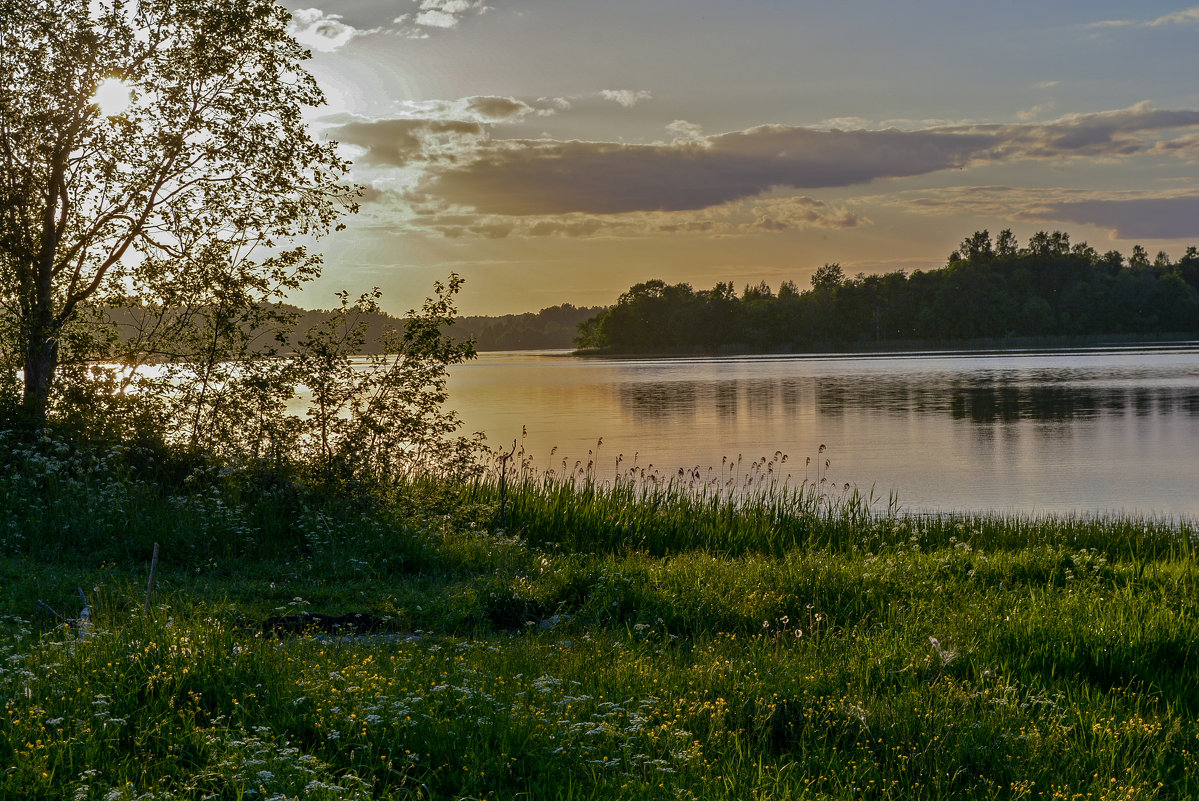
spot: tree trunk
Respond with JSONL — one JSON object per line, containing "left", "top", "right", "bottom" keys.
{"left": 21, "top": 292, "right": 60, "bottom": 426}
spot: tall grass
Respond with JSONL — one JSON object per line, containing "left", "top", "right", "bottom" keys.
{"left": 453, "top": 449, "right": 1195, "bottom": 561}
{"left": 3, "top": 432, "right": 1199, "bottom": 799}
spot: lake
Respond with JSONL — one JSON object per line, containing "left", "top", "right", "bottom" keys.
{"left": 446, "top": 344, "right": 1199, "bottom": 517}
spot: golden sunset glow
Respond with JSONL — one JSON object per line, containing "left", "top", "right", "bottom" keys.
{"left": 281, "top": 2, "right": 1199, "bottom": 316}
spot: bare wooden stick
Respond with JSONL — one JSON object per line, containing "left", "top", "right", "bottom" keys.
{"left": 36, "top": 600, "right": 65, "bottom": 622}
{"left": 144, "top": 543, "right": 159, "bottom": 613}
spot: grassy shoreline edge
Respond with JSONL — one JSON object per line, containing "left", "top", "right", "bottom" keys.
{"left": 2, "top": 437, "right": 1197, "bottom": 800}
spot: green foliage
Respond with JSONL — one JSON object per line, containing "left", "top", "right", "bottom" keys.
{"left": 578, "top": 229, "right": 1199, "bottom": 353}
{"left": 1, "top": 447, "right": 1198, "bottom": 799}
{"left": 810, "top": 262, "right": 846, "bottom": 290}
{"left": 0, "top": 0, "right": 354, "bottom": 421}
{"left": 0, "top": 272, "right": 486, "bottom": 498}
{"left": 291, "top": 275, "right": 483, "bottom": 484}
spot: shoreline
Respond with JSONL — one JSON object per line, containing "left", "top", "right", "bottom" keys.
{"left": 570, "top": 332, "right": 1199, "bottom": 359}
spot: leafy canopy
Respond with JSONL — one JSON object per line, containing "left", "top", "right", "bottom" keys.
{"left": 0, "top": 0, "right": 355, "bottom": 417}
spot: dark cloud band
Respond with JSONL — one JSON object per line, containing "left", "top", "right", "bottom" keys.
{"left": 1033, "top": 195, "right": 1199, "bottom": 239}
{"left": 330, "top": 103, "right": 1199, "bottom": 217}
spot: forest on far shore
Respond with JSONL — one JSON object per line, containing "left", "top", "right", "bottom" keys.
{"left": 574, "top": 229, "right": 1199, "bottom": 353}
{"left": 145, "top": 301, "right": 606, "bottom": 354}
{"left": 274, "top": 302, "right": 602, "bottom": 353}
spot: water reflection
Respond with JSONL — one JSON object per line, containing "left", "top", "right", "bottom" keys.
{"left": 616, "top": 373, "right": 1199, "bottom": 424}
{"left": 448, "top": 347, "right": 1199, "bottom": 516}
{"left": 620, "top": 382, "right": 697, "bottom": 419}
{"left": 715, "top": 383, "right": 738, "bottom": 418}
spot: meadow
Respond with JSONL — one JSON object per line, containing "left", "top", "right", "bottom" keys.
{"left": 2, "top": 431, "right": 1197, "bottom": 800}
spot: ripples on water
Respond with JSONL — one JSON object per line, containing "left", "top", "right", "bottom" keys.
{"left": 447, "top": 344, "right": 1199, "bottom": 517}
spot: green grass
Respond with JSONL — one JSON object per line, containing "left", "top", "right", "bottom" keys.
{"left": 1, "top": 433, "right": 1197, "bottom": 799}
{"left": 453, "top": 455, "right": 1194, "bottom": 564}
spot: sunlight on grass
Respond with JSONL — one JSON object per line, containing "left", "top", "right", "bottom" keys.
{"left": 1, "top": 432, "right": 1197, "bottom": 799}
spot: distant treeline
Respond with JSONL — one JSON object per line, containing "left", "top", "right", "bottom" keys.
{"left": 106, "top": 302, "right": 604, "bottom": 356}
{"left": 281, "top": 303, "right": 603, "bottom": 353}
{"left": 454, "top": 304, "right": 605, "bottom": 351}
{"left": 574, "top": 229, "right": 1199, "bottom": 353}
{"left": 284, "top": 302, "right": 603, "bottom": 353}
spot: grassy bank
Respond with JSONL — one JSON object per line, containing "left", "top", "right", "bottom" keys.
{"left": 2, "top": 434, "right": 1197, "bottom": 799}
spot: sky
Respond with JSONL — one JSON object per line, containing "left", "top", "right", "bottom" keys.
{"left": 280, "top": 1, "right": 1199, "bottom": 316}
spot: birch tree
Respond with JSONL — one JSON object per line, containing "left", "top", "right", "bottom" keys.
{"left": 0, "top": 0, "right": 354, "bottom": 424}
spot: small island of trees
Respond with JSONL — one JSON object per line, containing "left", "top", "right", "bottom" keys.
{"left": 575, "top": 229, "right": 1199, "bottom": 353}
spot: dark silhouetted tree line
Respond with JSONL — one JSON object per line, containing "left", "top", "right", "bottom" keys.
{"left": 454, "top": 304, "right": 605, "bottom": 350}
{"left": 97, "top": 301, "right": 605, "bottom": 359}
{"left": 289, "top": 302, "right": 603, "bottom": 352}
{"left": 574, "top": 229, "right": 1199, "bottom": 353}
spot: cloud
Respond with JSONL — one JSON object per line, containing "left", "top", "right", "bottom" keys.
{"left": 1015, "top": 101, "right": 1057, "bottom": 121}
{"left": 356, "top": 185, "right": 391, "bottom": 204}
{"left": 424, "top": 129, "right": 979, "bottom": 215}
{"left": 418, "top": 104, "right": 1199, "bottom": 216}
{"left": 415, "top": 9, "right": 461, "bottom": 27}
{"left": 877, "top": 185, "right": 1199, "bottom": 240}
{"left": 390, "top": 96, "right": 537, "bottom": 123}
{"left": 466, "top": 222, "right": 517, "bottom": 239}
{"left": 652, "top": 220, "right": 718, "bottom": 234}
{"left": 289, "top": 8, "right": 367, "bottom": 52}
{"left": 326, "top": 94, "right": 555, "bottom": 176}
{"left": 815, "top": 116, "right": 874, "bottom": 131}
{"left": 666, "top": 120, "right": 705, "bottom": 142}
{"left": 358, "top": 186, "right": 867, "bottom": 240}
{"left": 746, "top": 197, "right": 866, "bottom": 232}
{"left": 331, "top": 118, "right": 486, "bottom": 167}
{"left": 402, "top": 0, "right": 491, "bottom": 32}
{"left": 1090, "top": 6, "right": 1199, "bottom": 28}
{"left": 870, "top": 185, "right": 1067, "bottom": 217}
{"left": 1148, "top": 7, "right": 1199, "bottom": 26}
{"left": 1149, "top": 132, "right": 1199, "bottom": 160}
{"left": 600, "top": 89, "right": 653, "bottom": 108}
{"left": 338, "top": 103, "right": 1199, "bottom": 242}
{"left": 326, "top": 96, "right": 540, "bottom": 166}
{"left": 526, "top": 218, "right": 609, "bottom": 237}
{"left": 461, "top": 96, "right": 535, "bottom": 122}
{"left": 947, "top": 103, "right": 1199, "bottom": 159}
{"left": 1031, "top": 195, "right": 1199, "bottom": 240}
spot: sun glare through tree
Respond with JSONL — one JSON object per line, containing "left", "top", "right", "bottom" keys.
{"left": 91, "top": 77, "right": 131, "bottom": 117}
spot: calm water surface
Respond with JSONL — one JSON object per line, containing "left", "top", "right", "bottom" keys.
{"left": 446, "top": 345, "right": 1199, "bottom": 517}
